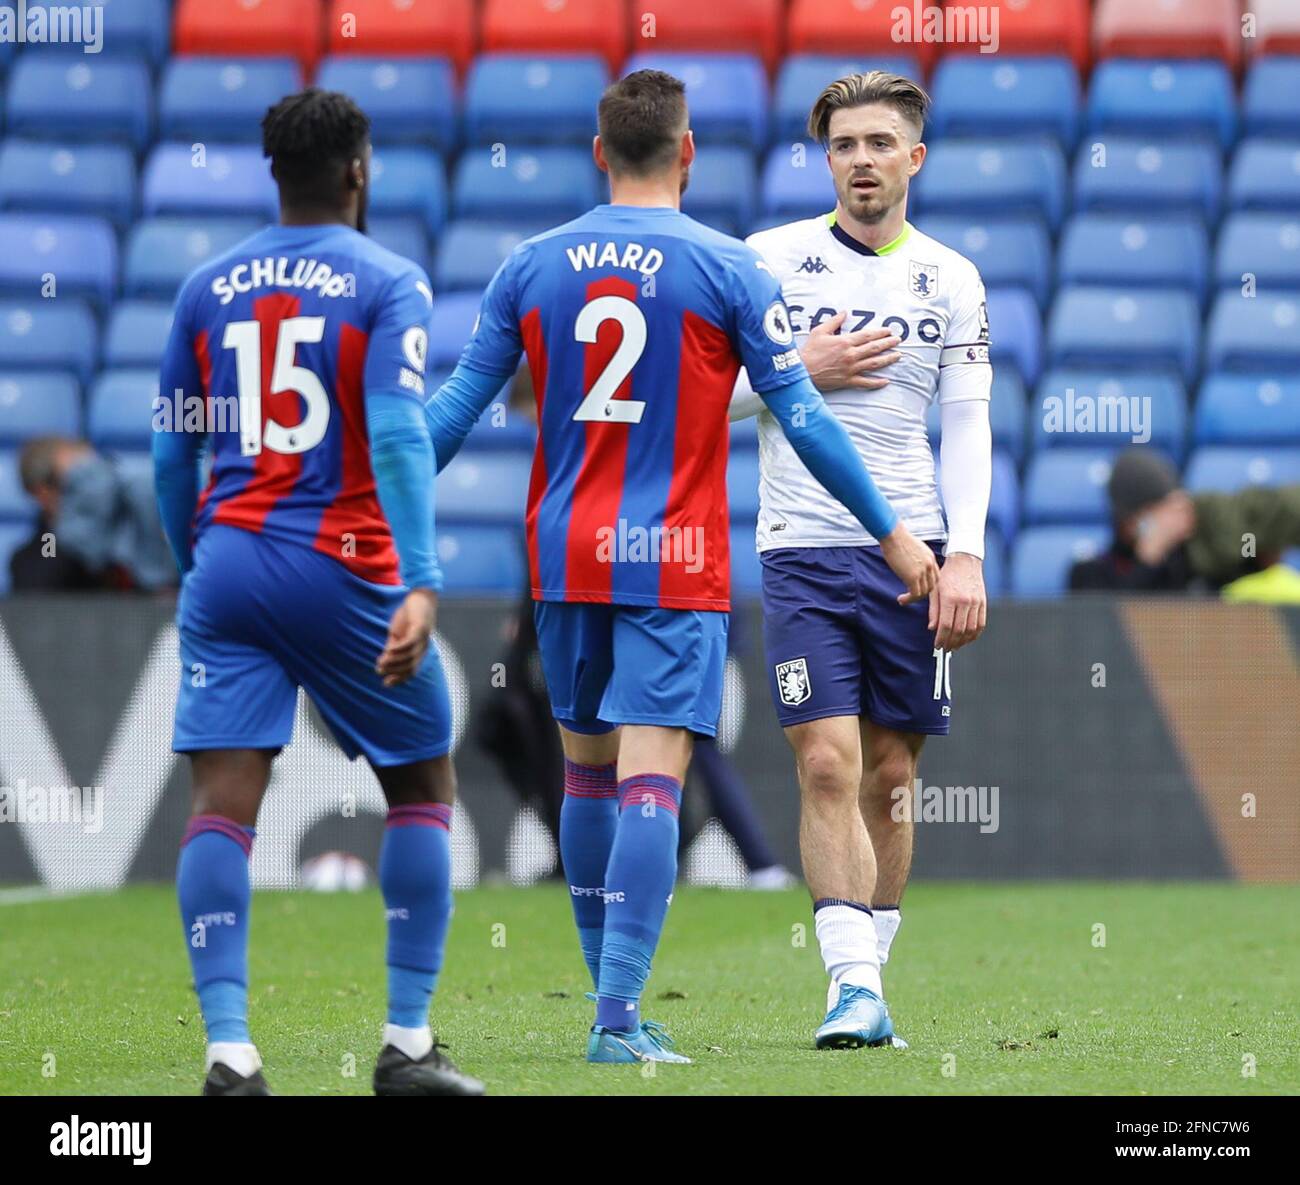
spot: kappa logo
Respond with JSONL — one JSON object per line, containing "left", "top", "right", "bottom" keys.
{"left": 795, "top": 256, "right": 832, "bottom": 275}
{"left": 775, "top": 657, "right": 812, "bottom": 707}
{"left": 910, "top": 260, "right": 939, "bottom": 298}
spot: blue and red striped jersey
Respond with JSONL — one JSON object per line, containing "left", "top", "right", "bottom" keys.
{"left": 460, "top": 204, "right": 808, "bottom": 610}
{"left": 159, "top": 223, "right": 434, "bottom": 585}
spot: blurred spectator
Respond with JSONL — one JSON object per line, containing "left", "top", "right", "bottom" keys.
{"left": 11, "top": 437, "right": 176, "bottom": 593}
{"left": 1069, "top": 448, "right": 1300, "bottom": 596}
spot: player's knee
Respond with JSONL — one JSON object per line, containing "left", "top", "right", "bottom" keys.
{"left": 797, "top": 739, "right": 861, "bottom": 801}
{"left": 866, "top": 750, "right": 917, "bottom": 805}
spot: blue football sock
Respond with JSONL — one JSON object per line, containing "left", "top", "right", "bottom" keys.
{"left": 596, "top": 774, "right": 682, "bottom": 1033}
{"left": 177, "top": 815, "right": 256, "bottom": 1046}
{"left": 380, "top": 803, "right": 453, "bottom": 1029}
{"left": 559, "top": 759, "right": 619, "bottom": 989}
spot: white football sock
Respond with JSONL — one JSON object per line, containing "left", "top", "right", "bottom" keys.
{"left": 815, "top": 904, "right": 882, "bottom": 998}
{"left": 874, "top": 907, "right": 902, "bottom": 967}
{"left": 383, "top": 1022, "right": 433, "bottom": 1060}
{"left": 206, "top": 1042, "right": 261, "bottom": 1078}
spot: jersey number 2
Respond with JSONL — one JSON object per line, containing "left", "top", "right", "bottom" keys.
{"left": 572, "top": 295, "right": 647, "bottom": 424}
{"left": 223, "top": 316, "right": 330, "bottom": 456}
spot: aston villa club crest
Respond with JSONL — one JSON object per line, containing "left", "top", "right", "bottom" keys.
{"left": 910, "top": 260, "right": 939, "bottom": 298}
{"left": 775, "top": 657, "right": 812, "bottom": 707}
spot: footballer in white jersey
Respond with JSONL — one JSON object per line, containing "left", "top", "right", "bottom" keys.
{"left": 729, "top": 71, "right": 993, "bottom": 1052}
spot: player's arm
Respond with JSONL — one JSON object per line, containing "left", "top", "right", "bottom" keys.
{"left": 152, "top": 278, "right": 207, "bottom": 575}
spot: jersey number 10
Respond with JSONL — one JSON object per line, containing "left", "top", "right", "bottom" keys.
{"left": 223, "top": 316, "right": 331, "bottom": 457}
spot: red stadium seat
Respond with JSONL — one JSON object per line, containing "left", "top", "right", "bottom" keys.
{"left": 174, "top": 0, "right": 324, "bottom": 72}
{"left": 936, "top": 0, "right": 1090, "bottom": 69}
{"left": 788, "top": 0, "right": 937, "bottom": 72}
{"left": 483, "top": 0, "right": 627, "bottom": 70}
{"left": 1094, "top": 0, "right": 1242, "bottom": 68}
{"left": 631, "top": 0, "right": 782, "bottom": 71}
{"left": 325, "top": 0, "right": 475, "bottom": 72}
{"left": 1251, "top": 0, "right": 1300, "bottom": 55}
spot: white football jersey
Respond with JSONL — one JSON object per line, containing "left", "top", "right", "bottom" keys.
{"left": 744, "top": 216, "right": 991, "bottom": 551}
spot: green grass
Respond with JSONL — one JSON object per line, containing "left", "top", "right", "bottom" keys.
{"left": 2, "top": 883, "right": 1297, "bottom": 1095}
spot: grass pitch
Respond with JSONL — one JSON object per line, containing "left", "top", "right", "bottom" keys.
{"left": 2, "top": 882, "right": 1297, "bottom": 1096}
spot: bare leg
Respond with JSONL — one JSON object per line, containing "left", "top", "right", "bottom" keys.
{"left": 858, "top": 721, "right": 925, "bottom": 907}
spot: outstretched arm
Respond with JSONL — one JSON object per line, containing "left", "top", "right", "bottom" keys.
{"left": 424, "top": 363, "right": 510, "bottom": 471}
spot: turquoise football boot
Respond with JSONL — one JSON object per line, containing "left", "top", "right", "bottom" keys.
{"left": 587, "top": 1021, "right": 692, "bottom": 1064}
{"left": 815, "top": 984, "right": 908, "bottom": 1050}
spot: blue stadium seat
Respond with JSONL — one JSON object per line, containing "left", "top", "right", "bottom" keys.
{"left": 433, "top": 221, "right": 542, "bottom": 294}
{"left": 1195, "top": 376, "right": 1300, "bottom": 446}
{"left": 365, "top": 215, "right": 431, "bottom": 275}
{"left": 159, "top": 57, "right": 302, "bottom": 143}
{"left": 0, "top": 371, "right": 82, "bottom": 444}
{"left": 87, "top": 370, "right": 159, "bottom": 451}
{"left": 982, "top": 528, "right": 1007, "bottom": 598}
{"left": 428, "top": 293, "right": 484, "bottom": 369}
{"left": 926, "top": 370, "right": 1029, "bottom": 464}
{"left": 142, "top": 144, "right": 278, "bottom": 220}
{"left": 986, "top": 287, "right": 1043, "bottom": 386}
{"left": 0, "top": 448, "right": 37, "bottom": 523}
{"left": 1031, "top": 370, "right": 1188, "bottom": 460}
{"left": 105, "top": 302, "right": 174, "bottom": 369}
{"left": 436, "top": 524, "right": 526, "bottom": 596}
{"left": 682, "top": 146, "right": 758, "bottom": 236}
{"left": 1183, "top": 446, "right": 1300, "bottom": 492}
{"left": 1011, "top": 525, "right": 1111, "bottom": 597}
{"left": 1205, "top": 292, "right": 1300, "bottom": 372}
{"left": 772, "top": 55, "right": 920, "bottom": 145}
{"left": 436, "top": 451, "right": 530, "bottom": 524}
{"left": 1048, "top": 287, "right": 1200, "bottom": 383}
{"left": 918, "top": 216, "right": 1052, "bottom": 309}
{"left": 1072, "top": 138, "right": 1221, "bottom": 222}
{"left": 1022, "top": 449, "right": 1118, "bottom": 525}
{"left": 465, "top": 54, "right": 607, "bottom": 145}
{"left": 315, "top": 57, "right": 457, "bottom": 149}
{"left": 453, "top": 146, "right": 597, "bottom": 223}
{"left": 913, "top": 140, "right": 1067, "bottom": 231}
{"left": 730, "top": 525, "right": 762, "bottom": 597}
{"left": 1058, "top": 214, "right": 1209, "bottom": 302}
{"left": 24, "top": 0, "right": 172, "bottom": 65}
{"left": 1086, "top": 60, "right": 1236, "bottom": 150}
{"left": 5, "top": 54, "right": 153, "bottom": 150}
{"left": 0, "top": 304, "right": 96, "bottom": 385}
{"left": 760, "top": 142, "right": 831, "bottom": 220}
{"left": 1214, "top": 213, "right": 1300, "bottom": 292}
{"left": 123, "top": 217, "right": 260, "bottom": 299}
{"left": 0, "top": 141, "right": 136, "bottom": 226}
{"left": 727, "top": 450, "right": 761, "bottom": 522}
{"left": 1242, "top": 57, "right": 1300, "bottom": 139}
{"left": 625, "top": 53, "right": 768, "bottom": 148}
{"left": 0, "top": 213, "right": 117, "bottom": 311}
{"left": 930, "top": 56, "right": 1081, "bottom": 149}
{"left": 0, "top": 521, "right": 29, "bottom": 594}
{"left": 1227, "top": 139, "right": 1300, "bottom": 211}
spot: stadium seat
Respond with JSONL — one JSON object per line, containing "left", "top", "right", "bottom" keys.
{"left": 787, "top": 0, "right": 939, "bottom": 70}
{"left": 141, "top": 144, "right": 278, "bottom": 221}
{"left": 0, "top": 371, "right": 82, "bottom": 444}
{"left": 1215, "top": 213, "right": 1300, "bottom": 293}
{"left": 1058, "top": 215, "right": 1209, "bottom": 303}
{"left": 982, "top": 528, "right": 1007, "bottom": 598}
{"left": 428, "top": 293, "right": 482, "bottom": 369}
{"left": 1031, "top": 370, "right": 1189, "bottom": 461}
{"left": 624, "top": 53, "right": 768, "bottom": 149}
{"left": 1047, "top": 287, "right": 1200, "bottom": 383}
{"left": 1241, "top": 57, "right": 1300, "bottom": 139}
{"left": 986, "top": 287, "right": 1043, "bottom": 387}
{"left": 1011, "top": 525, "right": 1111, "bottom": 597}
{"left": 927, "top": 370, "right": 1029, "bottom": 465}
{"left": 682, "top": 147, "right": 758, "bottom": 237}
{"left": 315, "top": 58, "right": 457, "bottom": 149}
{"left": 1195, "top": 376, "right": 1300, "bottom": 446}
{"left": 1022, "top": 449, "right": 1117, "bottom": 526}
{"left": 730, "top": 525, "right": 762, "bottom": 598}
{"left": 175, "top": 0, "right": 324, "bottom": 72}
{"left": 366, "top": 216, "right": 432, "bottom": 275}
{"left": 465, "top": 55, "right": 608, "bottom": 146}
{"left": 929, "top": 57, "right": 1081, "bottom": 150}
{"left": 435, "top": 524, "right": 526, "bottom": 596}
{"left": 727, "top": 450, "right": 761, "bottom": 522}
{"left": 481, "top": 0, "right": 626, "bottom": 71}
{"left": 159, "top": 57, "right": 303, "bottom": 143}
{"left": 912, "top": 140, "right": 1067, "bottom": 232}
{"left": 1251, "top": 0, "right": 1300, "bottom": 55}
{"left": 1086, "top": 60, "right": 1237, "bottom": 151}
{"left": 104, "top": 303, "right": 174, "bottom": 371}
{"left": 0, "top": 449, "right": 36, "bottom": 523}
{"left": 1183, "top": 446, "right": 1300, "bottom": 492}
{"left": 433, "top": 221, "right": 542, "bottom": 294}
{"left": 0, "top": 521, "right": 30, "bottom": 594}
{"left": 0, "top": 213, "right": 117, "bottom": 312}
{"left": 87, "top": 370, "right": 159, "bottom": 452}
{"left": 324, "top": 0, "right": 474, "bottom": 73}
{"left": 0, "top": 141, "right": 136, "bottom": 227}
{"left": 5, "top": 54, "right": 153, "bottom": 150}
{"left": 452, "top": 147, "right": 598, "bottom": 223}
{"left": 0, "top": 305, "right": 96, "bottom": 385}
{"left": 1072, "top": 138, "right": 1221, "bottom": 222}
{"left": 22, "top": 0, "right": 173, "bottom": 66}
{"left": 1227, "top": 140, "right": 1300, "bottom": 211}
{"left": 938, "top": 0, "right": 1090, "bottom": 70}
{"left": 760, "top": 143, "right": 832, "bottom": 221}
{"left": 1094, "top": 0, "right": 1242, "bottom": 67}
{"left": 369, "top": 148, "right": 447, "bottom": 234}
{"left": 772, "top": 56, "right": 921, "bottom": 146}
{"left": 637, "top": 0, "right": 783, "bottom": 71}
{"left": 1205, "top": 292, "right": 1300, "bottom": 372}
{"left": 123, "top": 217, "right": 261, "bottom": 300}
{"left": 436, "top": 451, "right": 531, "bottom": 524}
{"left": 918, "top": 216, "right": 1052, "bottom": 310}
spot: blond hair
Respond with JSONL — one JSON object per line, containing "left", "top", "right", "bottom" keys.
{"left": 807, "top": 71, "right": 930, "bottom": 146}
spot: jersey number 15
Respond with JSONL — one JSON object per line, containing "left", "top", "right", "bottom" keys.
{"left": 223, "top": 316, "right": 331, "bottom": 456}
